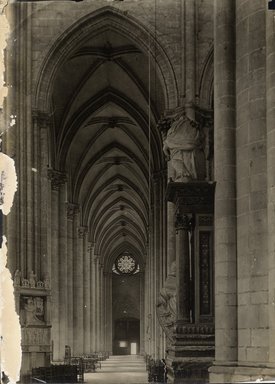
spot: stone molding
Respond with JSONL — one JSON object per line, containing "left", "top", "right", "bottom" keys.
{"left": 14, "top": 270, "right": 50, "bottom": 290}
{"left": 47, "top": 169, "right": 67, "bottom": 191}
{"left": 175, "top": 323, "right": 214, "bottom": 335}
{"left": 170, "top": 360, "right": 212, "bottom": 380}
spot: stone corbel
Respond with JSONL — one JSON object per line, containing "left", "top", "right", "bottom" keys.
{"left": 47, "top": 169, "right": 67, "bottom": 191}
{"left": 175, "top": 213, "right": 192, "bottom": 233}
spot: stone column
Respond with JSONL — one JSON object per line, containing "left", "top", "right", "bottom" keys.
{"left": 144, "top": 257, "right": 150, "bottom": 354}
{"left": 83, "top": 240, "right": 91, "bottom": 354}
{"left": 66, "top": 203, "right": 79, "bottom": 351}
{"left": 140, "top": 271, "right": 145, "bottom": 355}
{"left": 99, "top": 263, "right": 104, "bottom": 350}
{"left": 175, "top": 213, "right": 191, "bottom": 323}
{"left": 73, "top": 225, "right": 86, "bottom": 355}
{"left": 94, "top": 257, "right": 100, "bottom": 350}
{"left": 37, "top": 113, "right": 51, "bottom": 280}
{"left": 104, "top": 271, "right": 112, "bottom": 353}
{"left": 90, "top": 249, "right": 96, "bottom": 352}
{"left": 58, "top": 183, "right": 68, "bottom": 360}
{"left": 149, "top": 204, "right": 155, "bottom": 358}
{"left": 267, "top": 7, "right": 275, "bottom": 364}
{"left": 183, "top": 0, "right": 196, "bottom": 118}
{"left": 48, "top": 169, "right": 67, "bottom": 361}
{"left": 153, "top": 174, "right": 160, "bottom": 358}
{"left": 211, "top": 0, "right": 237, "bottom": 367}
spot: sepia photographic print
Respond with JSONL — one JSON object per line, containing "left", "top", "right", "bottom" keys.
{"left": 0, "top": 0, "right": 275, "bottom": 383}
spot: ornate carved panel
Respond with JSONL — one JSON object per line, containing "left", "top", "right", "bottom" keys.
{"left": 199, "top": 231, "right": 212, "bottom": 316}
{"left": 20, "top": 296, "right": 46, "bottom": 326}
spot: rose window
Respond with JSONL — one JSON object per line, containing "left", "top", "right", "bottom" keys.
{"left": 115, "top": 254, "right": 137, "bottom": 274}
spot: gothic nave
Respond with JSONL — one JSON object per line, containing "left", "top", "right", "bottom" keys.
{"left": 1, "top": 0, "right": 275, "bottom": 383}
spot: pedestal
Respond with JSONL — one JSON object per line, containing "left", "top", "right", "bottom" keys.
{"left": 165, "top": 181, "right": 215, "bottom": 383}
{"left": 14, "top": 282, "right": 52, "bottom": 382}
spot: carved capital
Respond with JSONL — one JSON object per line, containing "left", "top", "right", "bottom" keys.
{"left": 48, "top": 169, "right": 67, "bottom": 191}
{"left": 195, "top": 106, "right": 214, "bottom": 128}
{"left": 175, "top": 214, "right": 191, "bottom": 231}
{"left": 78, "top": 226, "right": 88, "bottom": 239}
{"left": 66, "top": 202, "right": 79, "bottom": 221}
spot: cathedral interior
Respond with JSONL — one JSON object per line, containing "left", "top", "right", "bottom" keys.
{"left": 2, "top": 0, "right": 275, "bottom": 383}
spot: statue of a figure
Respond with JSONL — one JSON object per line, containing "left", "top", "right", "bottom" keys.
{"left": 156, "top": 261, "right": 177, "bottom": 343}
{"left": 29, "top": 271, "right": 36, "bottom": 288}
{"left": 44, "top": 272, "right": 50, "bottom": 289}
{"left": 163, "top": 113, "right": 201, "bottom": 182}
{"left": 14, "top": 270, "right": 21, "bottom": 286}
{"left": 21, "top": 297, "right": 45, "bottom": 326}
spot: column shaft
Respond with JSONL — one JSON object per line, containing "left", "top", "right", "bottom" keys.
{"left": 176, "top": 215, "right": 190, "bottom": 323}
{"left": 91, "top": 253, "right": 96, "bottom": 352}
{"left": 67, "top": 215, "right": 74, "bottom": 350}
{"left": 51, "top": 190, "right": 59, "bottom": 360}
{"left": 83, "top": 240, "right": 91, "bottom": 353}
{"left": 213, "top": 0, "right": 237, "bottom": 363}
{"left": 267, "top": 8, "right": 275, "bottom": 363}
{"left": 73, "top": 224, "right": 84, "bottom": 355}
{"left": 58, "top": 185, "right": 68, "bottom": 360}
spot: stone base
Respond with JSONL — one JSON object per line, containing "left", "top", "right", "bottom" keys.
{"left": 209, "top": 363, "right": 275, "bottom": 383}
{"left": 166, "top": 356, "right": 213, "bottom": 383}
{"left": 20, "top": 326, "right": 52, "bottom": 382}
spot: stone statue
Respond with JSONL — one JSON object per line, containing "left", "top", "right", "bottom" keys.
{"left": 163, "top": 113, "right": 201, "bottom": 182}
{"left": 156, "top": 261, "right": 177, "bottom": 343}
{"left": 21, "top": 297, "right": 45, "bottom": 326}
{"left": 14, "top": 270, "right": 21, "bottom": 286}
{"left": 29, "top": 271, "right": 36, "bottom": 288}
{"left": 146, "top": 313, "right": 152, "bottom": 341}
{"left": 44, "top": 273, "right": 50, "bottom": 289}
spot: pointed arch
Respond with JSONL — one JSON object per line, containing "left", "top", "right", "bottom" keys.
{"left": 34, "top": 6, "right": 179, "bottom": 114}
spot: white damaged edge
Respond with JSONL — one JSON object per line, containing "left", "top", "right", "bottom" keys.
{"left": 0, "top": 4, "right": 22, "bottom": 384}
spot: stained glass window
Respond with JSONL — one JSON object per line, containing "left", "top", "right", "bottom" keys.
{"left": 116, "top": 254, "right": 136, "bottom": 273}
{"left": 112, "top": 253, "right": 140, "bottom": 275}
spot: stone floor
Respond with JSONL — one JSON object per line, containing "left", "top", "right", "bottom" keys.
{"left": 85, "top": 355, "right": 148, "bottom": 384}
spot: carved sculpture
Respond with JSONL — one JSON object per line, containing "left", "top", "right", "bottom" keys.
{"left": 163, "top": 113, "right": 202, "bottom": 182}
{"left": 156, "top": 261, "right": 176, "bottom": 343}
{"left": 14, "top": 270, "right": 21, "bottom": 286}
{"left": 29, "top": 271, "right": 36, "bottom": 288}
{"left": 21, "top": 296, "right": 45, "bottom": 326}
{"left": 44, "top": 273, "right": 50, "bottom": 289}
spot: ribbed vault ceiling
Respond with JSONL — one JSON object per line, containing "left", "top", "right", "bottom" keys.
{"left": 51, "top": 23, "right": 166, "bottom": 270}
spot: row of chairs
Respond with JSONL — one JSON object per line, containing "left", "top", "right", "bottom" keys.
{"left": 31, "top": 365, "right": 78, "bottom": 383}
{"left": 66, "top": 351, "right": 110, "bottom": 373}
{"left": 31, "top": 351, "right": 110, "bottom": 383}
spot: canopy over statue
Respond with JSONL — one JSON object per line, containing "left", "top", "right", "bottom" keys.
{"left": 163, "top": 113, "right": 202, "bottom": 182}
